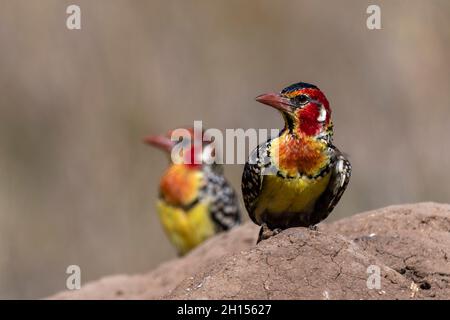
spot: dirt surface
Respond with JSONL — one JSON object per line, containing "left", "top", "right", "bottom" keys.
{"left": 50, "top": 203, "right": 450, "bottom": 299}
{"left": 324, "top": 203, "right": 450, "bottom": 299}
{"left": 51, "top": 222, "right": 259, "bottom": 299}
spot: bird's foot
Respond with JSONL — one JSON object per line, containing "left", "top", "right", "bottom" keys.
{"left": 257, "top": 223, "right": 282, "bottom": 244}
{"left": 308, "top": 224, "right": 318, "bottom": 231}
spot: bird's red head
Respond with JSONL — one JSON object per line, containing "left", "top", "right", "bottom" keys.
{"left": 144, "top": 127, "right": 204, "bottom": 169}
{"left": 256, "top": 82, "right": 331, "bottom": 137}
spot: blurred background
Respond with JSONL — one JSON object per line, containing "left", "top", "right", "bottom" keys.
{"left": 0, "top": 0, "right": 449, "bottom": 299}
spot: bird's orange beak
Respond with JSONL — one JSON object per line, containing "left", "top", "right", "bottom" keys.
{"left": 143, "top": 134, "right": 174, "bottom": 152}
{"left": 255, "top": 93, "right": 293, "bottom": 113}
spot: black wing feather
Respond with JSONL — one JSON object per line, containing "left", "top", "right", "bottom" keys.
{"left": 311, "top": 146, "right": 352, "bottom": 225}
{"left": 204, "top": 167, "right": 241, "bottom": 231}
{"left": 241, "top": 140, "right": 272, "bottom": 224}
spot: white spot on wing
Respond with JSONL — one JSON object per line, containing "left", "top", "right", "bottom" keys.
{"left": 337, "top": 160, "right": 346, "bottom": 187}
{"left": 337, "top": 159, "right": 344, "bottom": 172}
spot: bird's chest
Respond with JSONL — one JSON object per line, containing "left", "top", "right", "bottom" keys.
{"left": 159, "top": 165, "right": 204, "bottom": 207}
{"left": 270, "top": 135, "right": 329, "bottom": 178}
{"left": 157, "top": 200, "right": 215, "bottom": 255}
{"left": 255, "top": 172, "right": 331, "bottom": 220}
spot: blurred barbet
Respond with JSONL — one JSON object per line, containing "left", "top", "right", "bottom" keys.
{"left": 145, "top": 128, "right": 241, "bottom": 255}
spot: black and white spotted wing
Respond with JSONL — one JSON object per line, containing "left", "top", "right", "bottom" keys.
{"left": 203, "top": 166, "right": 242, "bottom": 231}
{"left": 311, "top": 146, "right": 352, "bottom": 225}
{"left": 241, "top": 139, "right": 272, "bottom": 225}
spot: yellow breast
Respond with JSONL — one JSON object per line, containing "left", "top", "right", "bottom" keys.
{"left": 157, "top": 200, "right": 215, "bottom": 255}
{"left": 254, "top": 172, "right": 331, "bottom": 224}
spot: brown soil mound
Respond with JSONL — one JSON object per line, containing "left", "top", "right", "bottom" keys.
{"left": 50, "top": 203, "right": 450, "bottom": 300}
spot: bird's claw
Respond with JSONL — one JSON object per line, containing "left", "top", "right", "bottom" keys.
{"left": 257, "top": 223, "right": 283, "bottom": 243}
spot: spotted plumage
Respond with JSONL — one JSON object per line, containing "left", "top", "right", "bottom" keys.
{"left": 242, "top": 82, "right": 351, "bottom": 242}
{"left": 201, "top": 165, "right": 241, "bottom": 231}
{"left": 146, "top": 129, "right": 241, "bottom": 255}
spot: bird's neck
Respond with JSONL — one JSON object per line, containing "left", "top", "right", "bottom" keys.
{"left": 282, "top": 111, "right": 330, "bottom": 137}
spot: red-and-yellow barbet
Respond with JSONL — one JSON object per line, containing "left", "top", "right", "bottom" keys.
{"left": 242, "top": 82, "right": 351, "bottom": 243}
{"left": 145, "top": 128, "right": 241, "bottom": 255}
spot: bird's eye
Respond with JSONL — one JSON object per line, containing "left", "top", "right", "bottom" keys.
{"left": 293, "top": 94, "right": 310, "bottom": 106}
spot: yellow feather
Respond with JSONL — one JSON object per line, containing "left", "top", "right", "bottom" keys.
{"left": 254, "top": 172, "right": 331, "bottom": 224}
{"left": 157, "top": 200, "right": 215, "bottom": 255}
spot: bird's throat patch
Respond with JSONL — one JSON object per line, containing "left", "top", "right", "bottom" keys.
{"left": 270, "top": 134, "right": 329, "bottom": 177}
{"left": 160, "top": 164, "right": 203, "bottom": 207}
